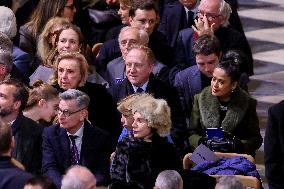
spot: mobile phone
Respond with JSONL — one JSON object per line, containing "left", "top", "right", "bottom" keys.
{"left": 206, "top": 128, "right": 224, "bottom": 139}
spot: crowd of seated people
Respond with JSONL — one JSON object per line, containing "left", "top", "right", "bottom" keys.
{"left": 0, "top": 0, "right": 270, "bottom": 188}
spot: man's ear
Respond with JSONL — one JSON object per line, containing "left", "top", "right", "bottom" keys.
{"left": 80, "top": 109, "right": 88, "bottom": 121}
{"left": 13, "top": 101, "right": 21, "bottom": 111}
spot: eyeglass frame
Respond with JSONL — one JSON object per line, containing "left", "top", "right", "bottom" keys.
{"left": 56, "top": 106, "right": 87, "bottom": 117}
{"left": 196, "top": 10, "right": 222, "bottom": 21}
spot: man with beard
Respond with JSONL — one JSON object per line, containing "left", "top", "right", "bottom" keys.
{"left": 0, "top": 78, "right": 43, "bottom": 174}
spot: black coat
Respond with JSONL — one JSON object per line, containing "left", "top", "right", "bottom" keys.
{"left": 265, "top": 100, "right": 284, "bottom": 189}
{"left": 110, "top": 133, "right": 182, "bottom": 189}
{"left": 53, "top": 82, "right": 121, "bottom": 144}
{"left": 109, "top": 75, "right": 187, "bottom": 153}
{"left": 11, "top": 113, "right": 43, "bottom": 174}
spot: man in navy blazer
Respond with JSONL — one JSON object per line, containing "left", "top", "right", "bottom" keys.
{"left": 158, "top": 0, "right": 199, "bottom": 48}
{"left": 174, "top": 35, "right": 222, "bottom": 125}
{"left": 42, "top": 89, "right": 111, "bottom": 188}
{"left": 109, "top": 45, "right": 187, "bottom": 155}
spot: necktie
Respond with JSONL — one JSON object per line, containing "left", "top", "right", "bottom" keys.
{"left": 136, "top": 87, "right": 144, "bottom": 93}
{"left": 69, "top": 135, "right": 79, "bottom": 165}
{"left": 187, "top": 10, "right": 195, "bottom": 26}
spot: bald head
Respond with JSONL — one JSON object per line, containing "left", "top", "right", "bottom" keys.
{"left": 61, "top": 166, "right": 96, "bottom": 189}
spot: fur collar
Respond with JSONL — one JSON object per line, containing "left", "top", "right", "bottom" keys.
{"left": 198, "top": 87, "right": 249, "bottom": 132}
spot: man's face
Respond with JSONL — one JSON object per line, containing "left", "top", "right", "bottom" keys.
{"left": 129, "top": 9, "right": 158, "bottom": 35}
{"left": 0, "top": 84, "right": 18, "bottom": 118}
{"left": 196, "top": 53, "right": 219, "bottom": 77}
{"left": 197, "top": 0, "right": 225, "bottom": 30}
{"left": 125, "top": 49, "right": 154, "bottom": 87}
{"left": 179, "top": 0, "right": 197, "bottom": 9}
{"left": 57, "top": 99, "right": 86, "bottom": 134}
{"left": 119, "top": 29, "right": 140, "bottom": 59}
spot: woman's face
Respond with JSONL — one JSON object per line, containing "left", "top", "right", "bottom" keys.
{"left": 41, "top": 97, "right": 59, "bottom": 122}
{"left": 121, "top": 114, "right": 134, "bottom": 130}
{"left": 211, "top": 67, "right": 237, "bottom": 102}
{"left": 58, "top": 58, "right": 82, "bottom": 90}
{"left": 57, "top": 28, "right": 80, "bottom": 53}
{"left": 118, "top": 3, "right": 130, "bottom": 25}
{"left": 132, "top": 112, "right": 152, "bottom": 139}
{"left": 62, "top": 0, "right": 76, "bottom": 22}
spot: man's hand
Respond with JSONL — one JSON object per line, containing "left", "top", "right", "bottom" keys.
{"left": 192, "top": 15, "right": 215, "bottom": 37}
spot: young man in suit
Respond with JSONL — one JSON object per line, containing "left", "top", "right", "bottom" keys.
{"left": 42, "top": 89, "right": 111, "bottom": 188}
{"left": 0, "top": 78, "right": 43, "bottom": 174}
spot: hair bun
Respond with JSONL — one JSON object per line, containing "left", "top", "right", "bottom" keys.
{"left": 31, "top": 80, "right": 45, "bottom": 88}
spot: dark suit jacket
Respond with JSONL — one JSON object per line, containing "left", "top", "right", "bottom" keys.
{"left": 174, "top": 65, "right": 202, "bottom": 125}
{"left": 109, "top": 74, "right": 187, "bottom": 153}
{"left": 42, "top": 121, "right": 112, "bottom": 188}
{"left": 11, "top": 113, "right": 43, "bottom": 174}
{"left": 0, "top": 156, "right": 34, "bottom": 189}
{"left": 105, "top": 56, "right": 169, "bottom": 86}
{"left": 96, "top": 30, "right": 174, "bottom": 76}
{"left": 158, "top": 1, "right": 196, "bottom": 48}
{"left": 265, "top": 100, "right": 284, "bottom": 189}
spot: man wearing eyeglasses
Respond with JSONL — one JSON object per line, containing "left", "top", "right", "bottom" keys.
{"left": 42, "top": 89, "right": 112, "bottom": 189}
{"left": 171, "top": 0, "right": 253, "bottom": 81}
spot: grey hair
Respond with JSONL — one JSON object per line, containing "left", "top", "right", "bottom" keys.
{"left": 155, "top": 170, "right": 183, "bottom": 189}
{"left": 61, "top": 165, "right": 96, "bottom": 189}
{"left": 0, "top": 6, "right": 17, "bottom": 39}
{"left": 216, "top": 176, "right": 243, "bottom": 189}
{"left": 219, "top": 0, "right": 232, "bottom": 27}
{"left": 118, "top": 26, "right": 149, "bottom": 46}
{"left": 59, "top": 89, "right": 90, "bottom": 109}
{"left": 132, "top": 94, "right": 171, "bottom": 137}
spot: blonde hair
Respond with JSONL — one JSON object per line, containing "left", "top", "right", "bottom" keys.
{"left": 132, "top": 94, "right": 171, "bottom": 137}
{"left": 117, "top": 93, "right": 148, "bottom": 116}
{"left": 50, "top": 52, "right": 89, "bottom": 87}
{"left": 25, "top": 80, "right": 59, "bottom": 111}
{"left": 37, "top": 17, "right": 70, "bottom": 64}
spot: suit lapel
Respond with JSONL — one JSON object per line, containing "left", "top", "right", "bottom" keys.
{"left": 56, "top": 128, "right": 70, "bottom": 168}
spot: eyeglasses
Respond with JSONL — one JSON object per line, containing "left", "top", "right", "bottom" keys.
{"left": 197, "top": 10, "right": 222, "bottom": 21}
{"left": 65, "top": 3, "right": 75, "bottom": 10}
{"left": 56, "top": 107, "right": 87, "bottom": 117}
{"left": 119, "top": 39, "right": 138, "bottom": 47}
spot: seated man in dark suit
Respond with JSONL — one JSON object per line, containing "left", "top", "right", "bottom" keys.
{"left": 105, "top": 26, "right": 169, "bottom": 86}
{"left": 0, "top": 119, "right": 34, "bottom": 189}
{"left": 96, "top": 0, "right": 174, "bottom": 75}
{"left": 42, "top": 89, "right": 112, "bottom": 188}
{"left": 174, "top": 35, "right": 221, "bottom": 125}
{"left": 109, "top": 45, "right": 187, "bottom": 155}
{"left": 158, "top": 0, "right": 199, "bottom": 48}
{"left": 0, "top": 78, "right": 43, "bottom": 174}
{"left": 172, "top": 0, "right": 253, "bottom": 77}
